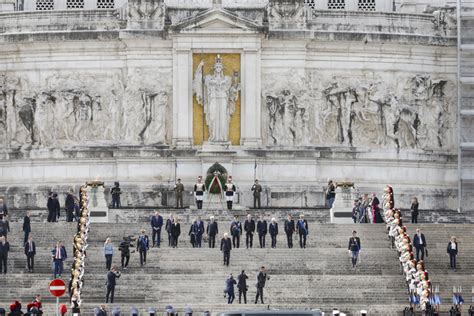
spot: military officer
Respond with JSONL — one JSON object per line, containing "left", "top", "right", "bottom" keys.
{"left": 193, "top": 176, "right": 206, "bottom": 210}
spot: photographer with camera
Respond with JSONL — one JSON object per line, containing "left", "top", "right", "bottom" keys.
{"left": 254, "top": 266, "right": 270, "bottom": 304}
{"left": 237, "top": 270, "right": 248, "bottom": 304}
{"left": 106, "top": 267, "right": 121, "bottom": 304}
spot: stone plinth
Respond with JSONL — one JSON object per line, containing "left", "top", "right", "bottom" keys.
{"left": 86, "top": 185, "right": 109, "bottom": 223}
{"left": 330, "top": 186, "right": 359, "bottom": 224}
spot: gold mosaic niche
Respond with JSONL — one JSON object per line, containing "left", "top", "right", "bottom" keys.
{"left": 192, "top": 53, "right": 241, "bottom": 145}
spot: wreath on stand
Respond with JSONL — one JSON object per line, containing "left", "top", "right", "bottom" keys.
{"left": 205, "top": 162, "right": 228, "bottom": 194}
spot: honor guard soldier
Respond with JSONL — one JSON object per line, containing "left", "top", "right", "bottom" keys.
{"left": 251, "top": 179, "right": 262, "bottom": 209}
{"left": 225, "top": 176, "right": 236, "bottom": 210}
{"left": 174, "top": 179, "right": 185, "bottom": 208}
{"left": 193, "top": 176, "right": 206, "bottom": 210}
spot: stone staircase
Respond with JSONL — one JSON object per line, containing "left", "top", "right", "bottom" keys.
{"left": 0, "top": 213, "right": 472, "bottom": 315}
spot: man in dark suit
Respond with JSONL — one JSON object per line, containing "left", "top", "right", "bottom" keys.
{"left": 284, "top": 214, "right": 295, "bottom": 248}
{"left": 256, "top": 216, "right": 267, "bottom": 248}
{"left": 24, "top": 236, "right": 36, "bottom": 272}
{"left": 171, "top": 219, "right": 181, "bottom": 248}
{"left": 255, "top": 266, "right": 270, "bottom": 304}
{"left": 195, "top": 216, "right": 205, "bottom": 248}
{"left": 65, "top": 189, "right": 76, "bottom": 222}
{"left": 106, "top": 267, "right": 121, "bottom": 304}
{"left": 23, "top": 211, "right": 31, "bottom": 245}
{"left": 220, "top": 233, "right": 232, "bottom": 266}
{"left": 207, "top": 216, "right": 218, "bottom": 248}
{"left": 230, "top": 216, "right": 242, "bottom": 249}
{"left": 51, "top": 241, "right": 67, "bottom": 278}
{"left": 413, "top": 228, "right": 427, "bottom": 261}
{"left": 53, "top": 193, "right": 61, "bottom": 221}
{"left": 269, "top": 218, "right": 278, "bottom": 248}
{"left": 244, "top": 214, "right": 255, "bottom": 249}
{"left": 136, "top": 229, "right": 149, "bottom": 266}
{"left": 237, "top": 270, "right": 248, "bottom": 304}
{"left": 165, "top": 214, "right": 174, "bottom": 247}
{"left": 0, "top": 216, "right": 10, "bottom": 238}
{"left": 150, "top": 211, "right": 163, "bottom": 248}
{"left": 0, "top": 236, "right": 10, "bottom": 274}
{"left": 47, "top": 192, "right": 55, "bottom": 222}
{"left": 296, "top": 214, "right": 309, "bottom": 249}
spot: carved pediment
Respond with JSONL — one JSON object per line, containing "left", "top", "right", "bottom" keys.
{"left": 170, "top": 9, "right": 266, "bottom": 34}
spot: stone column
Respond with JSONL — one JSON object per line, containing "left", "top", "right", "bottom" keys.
{"left": 241, "top": 48, "right": 262, "bottom": 147}
{"left": 172, "top": 48, "right": 193, "bottom": 147}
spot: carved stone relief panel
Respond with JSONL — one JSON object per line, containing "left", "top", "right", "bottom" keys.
{"left": 262, "top": 70, "right": 456, "bottom": 151}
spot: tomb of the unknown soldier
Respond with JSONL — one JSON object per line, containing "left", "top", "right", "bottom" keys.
{"left": 0, "top": 0, "right": 473, "bottom": 315}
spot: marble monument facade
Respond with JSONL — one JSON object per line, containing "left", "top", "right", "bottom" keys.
{"left": 0, "top": 0, "right": 461, "bottom": 210}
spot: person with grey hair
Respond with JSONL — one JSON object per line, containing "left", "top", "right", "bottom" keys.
{"left": 269, "top": 218, "right": 278, "bottom": 248}
{"left": 207, "top": 216, "right": 218, "bottom": 248}
{"left": 220, "top": 233, "right": 232, "bottom": 266}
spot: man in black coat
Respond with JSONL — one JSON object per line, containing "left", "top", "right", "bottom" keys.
{"left": 171, "top": 219, "right": 181, "bottom": 248}
{"left": 53, "top": 193, "right": 61, "bottom": 221}
{"left": 47, "top": 192, "right": 55, "bottom": 222}
{"left": 23, "top": 211, "right": 31, "bottom": 245}
{"left": 118, "top": 237, "right": 133, "bottom": 270}
{"left": 244, "top": 214, "right": 255, "bottom": 249}
{"left": 136, "top": 229, "right": 149, "bottom": 266}
{"left": 65, "top": 189, "right": 76, "bottom": 222}
{"left": 207, "top": 216, "right": 218, "bottom": 248}
{"left": 106, "top": 267, "right": 121, "bottom": 303}
{"left": 413, "top": 228, "right": 427, "bottom": 261}
{"left": 255, "top": 266, "right": 270, "bottom": 304}
{"left": 256, "top": 216, "right": 267, "bottom": 248}
{"left": 165, "top": 214, "right": 174, "bottom": 247}
{"left": 220, "top": 233, "right": 232, "bottom": 266}
{"left": 0, "top": 236, "right": 10, "bottom": 274}
{"left": 269, "top": 218, "right": 278, "bottom": 248}
{"left": 284, "top": 214, "right": 295, "bottom": 248}
{"left": 296, "top": 214, "right": 309, "bottom": 249}
{"left": 24, "top": 236, "right": 36, "bottom": 272}
{"left": 230, "top": 216, "right": 242, "bottom": 249}
{"left": 237, "top": 270, "right": 248, "bottom": 304}
{"left": 0, "top": 216, "right": 10, "bottom": 238}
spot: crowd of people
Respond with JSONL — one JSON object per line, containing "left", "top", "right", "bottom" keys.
{"left": 382, "top": 185, "right": 463, "bottom": 314}
{"left": 223, "top": 266, "right": 270, "bottom": 305}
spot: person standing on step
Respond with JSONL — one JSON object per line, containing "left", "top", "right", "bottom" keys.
{"left": 284, "top": 214, "right": 295, "bottom": 248}
{"left": 111, "top": 182, "right": 122, "bottom": 209}
{"left": 244, "top": 214, "right": 255, "bottom": 249}
{"left": 251, "top": 179, "right": 262, "bottom": 209}
{"left": 0, "top": 236, "right": 10, "bottom": 274}
{"left": 413, "top": 228, "right": 427, "bottom": 261}
{"left": 225, "top": 273, "right": 237, "bottom": 304}
{"left": 225, "top": 176, "right": 236, "bottom": 210}
{"left": 326, "top": 180, "right": 336, "bottom": 208}
{"left": 118, "top": 236, "right": 132, "bottom": 270}
{"left": 171, "top": 218, "right": 181, "bottom": 248}
{"left": 348, "top": 230, "right": 361, "bottom": 268}
{"left": 53, "top": 193, "right": 61, "bottom": 221}
{"left": 269, "top": 218, "right": 278, "bottom": 248}
{"left": 207, "top": 216, "right": 219, "bottom": 248}
{"left": 24, "top": 236, "right": 36, "bottom": 273}
{"left": 174, "top": 178, "right": 185, "bottom": 209}
{"left": 136, "top": 229, "right": 149, "bottom": 266}
{"left": 151, "top": 211, "right": 163, "bottom": 248}
{"left": 0, "top": 198, "right": 7, "bottom": 217}
{"left": 105, "top": 267, "right": 121, "bottom": 304}
{"left": 165, "top": 214, "right": 175, "bottom": 247}
{"left": 65, "top": 189, "right": 76, "bottom": 222}
{"left": 0, "top": 216, "right": 9, "bottom": 239}
{"left": 194, "top": 176, "right": 206, "bottom": 210}
{"left": 410, "top": 197, "right": 419, "bottom": 224}
{"left": 447, "top": 236, "right": 458, "bottom": 272}
{"left": 237, "top": 270, "right": 248, "bottom": 304}
{"left": 51, "top": 241, "right": 67, "bottom": 278}
{"left": 230, "top": 215, "right": 242, "bottom": 248}
{"left": 189, "top": 219, "right": 198, "bottom": 248}
{"left": 297, "top": 214, "right": 309, "bottom": 249}
{"left": 255, "top": 266, "right": 270, "bottom": 304}
{"left": 47, "top": 192, "right": 55, "bottom": 222}
{"left": 104, "top": 238, "right": 114, "bottom": 271}
{"left": 195, "top": 215, "right": 205, "bottom": 248}
{"left": 257, "top": 215, "right": 267, "bottom": 248}
{"left": 22, "top": 211, "right": 31, "bottom": 245}
{"left": 220, "top": 233, "right": 232, "bottom": 266}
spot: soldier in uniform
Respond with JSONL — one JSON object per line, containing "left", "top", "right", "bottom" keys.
{"left": 251, "top": 179, "right": 263, "bottom": 209}
{"left": 225, "top": 176, "right": 236, "bottom": 210}
{"left": 193, "top": 176, "right": 206, "bottom": 210}
{"left": 174, "top": 179, "right": 185, "bottom": 209}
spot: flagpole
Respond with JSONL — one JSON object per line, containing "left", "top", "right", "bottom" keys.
{"left": 254, "top": 158, "right": 257, "bottom": 180}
